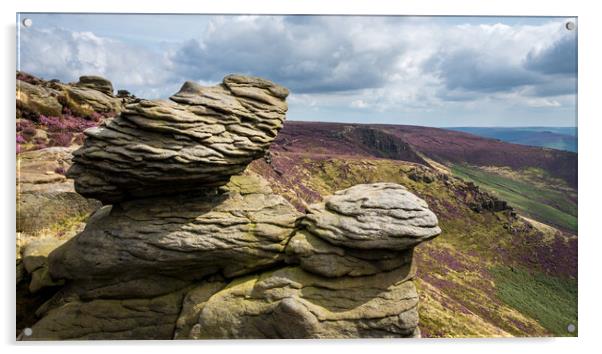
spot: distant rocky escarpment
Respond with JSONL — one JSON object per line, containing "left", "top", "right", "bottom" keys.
{"left": 20, "top": 75, "right": 441, "bottom": 340}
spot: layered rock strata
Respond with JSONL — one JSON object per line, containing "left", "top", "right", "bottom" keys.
{"left": 182, "top": 183, "right": 440, "bottom": 339}
{"left": 23, "top": 76, "right": 440, "bottom": 340}
{"left": 66, "top": 75, "right": 289, "bottom": 204}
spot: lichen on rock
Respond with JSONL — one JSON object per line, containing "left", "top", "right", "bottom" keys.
{"left": 186, "top": 265, "right": 420, "bottom": 339}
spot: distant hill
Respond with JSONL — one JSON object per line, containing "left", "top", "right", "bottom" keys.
{"left": 277, "top": 122, "right": 578, "bottom": 189}
{"left": 250, "top": 120, "right": 577, "bottom": 337}
{"left": 448, "top": 127, "right": 577, "bottom": 152}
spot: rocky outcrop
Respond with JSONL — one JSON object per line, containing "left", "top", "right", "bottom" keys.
{"left": 47, "top": 174, "right": 302, "bottom": 299}
{"left": 66, "top": 75, "right": 289, "bottom": 204}
{"left": 23, "top": 75, "right": 440, "bottom": 340}
{"left": 75, "top": 76, "right": 114, "bottom": 96}
{"left": 282, "top": 183, "right": 439, "bottom": 279}
{"left": 301, "top": 183, "right": 441, "bottom": 250}
{"left": 61, "top": 84, "right": 121, "bottom": 117}
{"left": 16, "top": 72, "right": 123, "bottom": 119}
{"left": 17, "top": 147, "right": 101, "bottom": 233}
{"left": 17, "top": 80, "right": 63, "bottom": 117}
{"left": 459, "top": 182, "right": 512, "bottom": 213}
{"left": 179, "top": 183, "right": 438, "bottom": 339}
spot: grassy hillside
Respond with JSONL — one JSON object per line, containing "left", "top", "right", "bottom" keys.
{"left": 490, "top": 266, "right": 577, "bottom": 336}
{"left": 450, "top": 164, "right": 577, "bottom": 233}
{"left": 250, "top": 154, "right": 577, "bottom": 337}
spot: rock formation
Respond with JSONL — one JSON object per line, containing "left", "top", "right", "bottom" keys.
{"left": 22, "top": 75, "right": 441, "bottom": 340}
{"left": 182, "top": 183, "right": 439, "bottom": 339}
{"left": 66, "top": 75, "right": 289, "bottom": 204}
{"left": 17, "top": 147, "right": 101, "bottom": 234}
{"left": 17, "top": 72, "right": 124, "bottom": 119}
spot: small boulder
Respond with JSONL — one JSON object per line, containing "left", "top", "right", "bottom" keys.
{"left": 16, "top": 80, "right": 63, "bottom": 117}
{"left": 301, "top": 183, "right": 441, "bottom": 250}
{"left": 76, "top": 75, "right": 114, "bottom": 96}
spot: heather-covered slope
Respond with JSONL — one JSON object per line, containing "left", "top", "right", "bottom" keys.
{"left": 272, "top": 121, "right": 578, "bottom": 232}
{"left": 451, "top": 164, "right": 577, "bottom": 233}
{"left": 380, "top": 124, "right": 577, "bottom": 189}
{"left": 250, "top": 155, "right": 577, "bottom": 337}
{"left": 250, "top": 120, "right": 577, "bottom": 337}
{"left": 276, "top": 121, "right": 577, "bottom": 188}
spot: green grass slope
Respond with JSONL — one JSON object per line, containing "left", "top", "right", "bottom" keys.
{"left": 491, "top": 266, "right": 577, "bottom": 336}
{"left": 450, "top": 164, "right": 577, "bottom": 233}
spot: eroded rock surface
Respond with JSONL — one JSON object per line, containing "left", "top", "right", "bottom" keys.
{"left": 47, "top": 174, "right": 302, "bottom": 298}
{"left": 301, "top": 183, "right": 441, "bottom": 250}
{"left": 17, "top": 147, "right": 101, "bottom": 233}
{"left": 16, "top": 72, "right": 122, "bottom": 118}
{"left": 181, "top": 183, "right": 440, "bottom": 339}
{"left": 27, "top": 288, "right": 189, "bottom": 340}
{"left": 67, "top": 75, "right": 289, "bottom": 204}
{"left": 23, "top": 75, "right": 440, "bottom": 340}
{"left": 17, "top": 80, "right": 63, "bottom": 117}
{"left": 285, "top": 230, "right": 413, "bottom": 278}
{"left": 186, "top": 265, "right": 419, "bottom": 339}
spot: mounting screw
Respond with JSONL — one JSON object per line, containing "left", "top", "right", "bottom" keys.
{"left": 23, "top": 327, "right": 33, "bottom": 336}
{"left": 22, "top": 18, "right": 32, "bottom": 28}
{"left": 567, "top": 323, "right": 576, "bottom": 333}
{"left": 565, "top": 21, "right": 575, "bottom": 31}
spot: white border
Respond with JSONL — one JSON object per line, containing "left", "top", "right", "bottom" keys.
{"left": 2, "top": 1, "right": 600, "bottom": 354}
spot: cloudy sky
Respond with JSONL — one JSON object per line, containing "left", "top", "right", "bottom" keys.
{"left": 17, "top": 14, "right": 577, "bottom": 127}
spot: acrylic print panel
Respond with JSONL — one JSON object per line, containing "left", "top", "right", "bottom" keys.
{"left": 15, "top": 13, "right": 577, "bottom": 340}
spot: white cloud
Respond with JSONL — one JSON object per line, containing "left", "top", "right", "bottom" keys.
{"left": 20, "top": 27, "right": 175, "bottom": 97}
{"left": 351, "top": 99, "right": 369, "bottom": 109}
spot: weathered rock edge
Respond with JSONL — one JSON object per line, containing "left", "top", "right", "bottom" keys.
{"left": 66, "top": 75, "right": 289, "bottom": 204}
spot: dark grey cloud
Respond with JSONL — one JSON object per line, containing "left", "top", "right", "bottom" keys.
{"left": 427, "top": 28, "right": 577, "bottom": 100}
{"left": 527, "top": 77, "right": 577, "bottom": 97}
{"left": 427, "top": 49, "right": 541, "bottom": 93}
{"left": 524, "top": 34, "right": 577, "bottom": 75}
